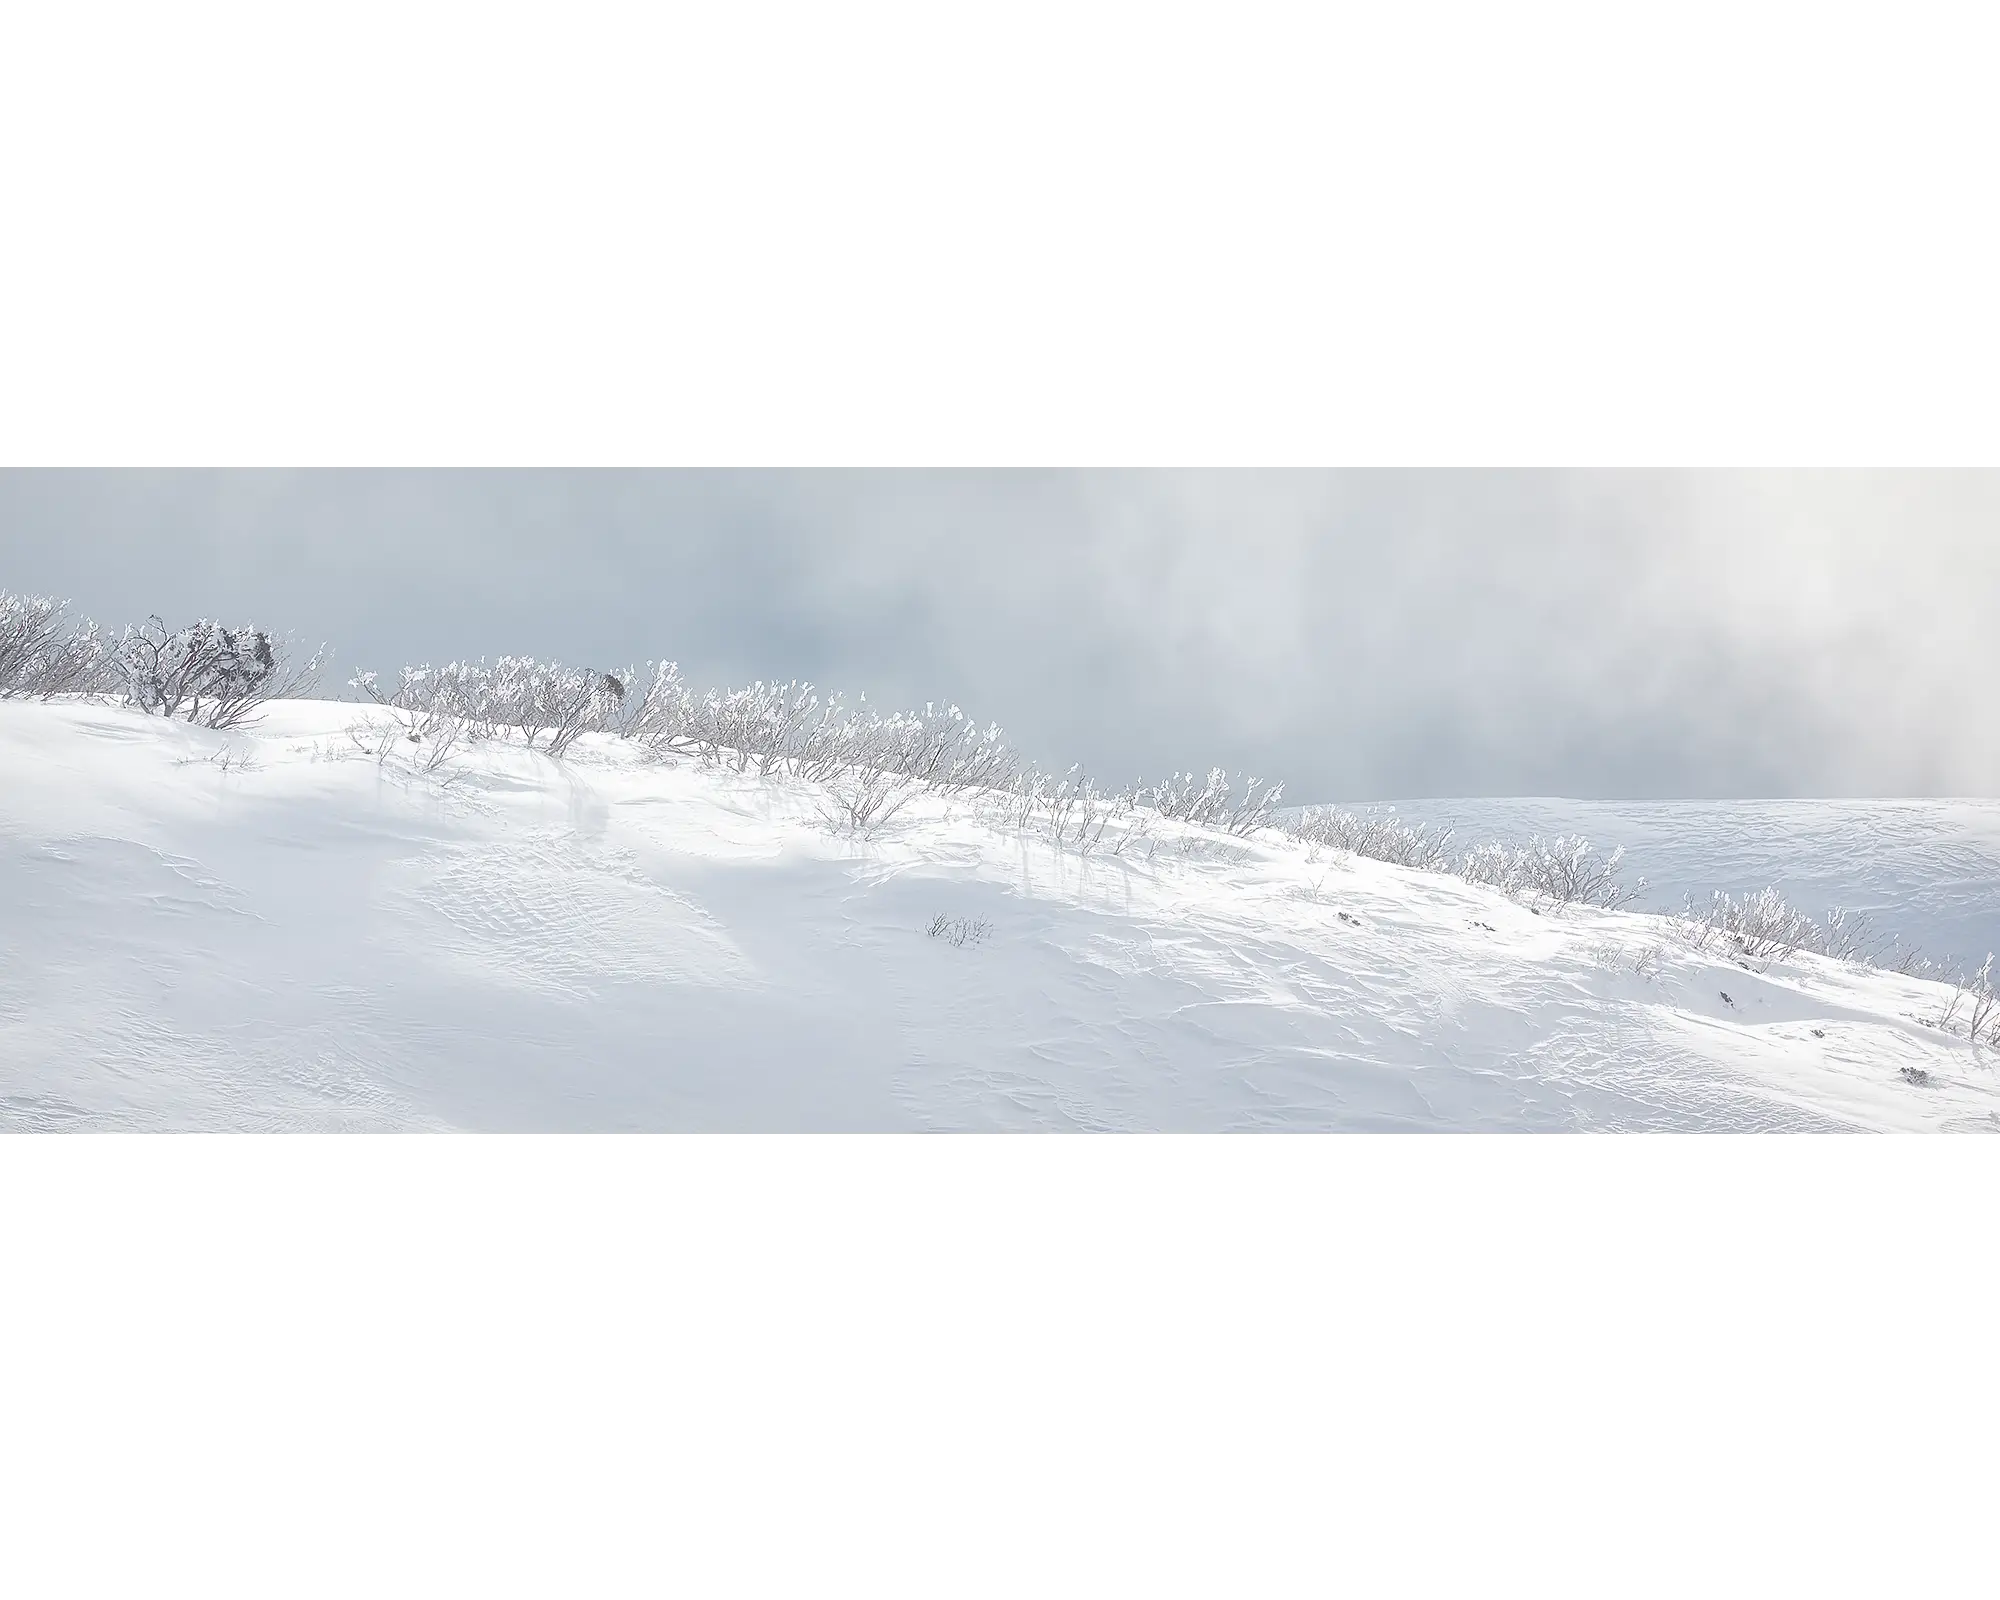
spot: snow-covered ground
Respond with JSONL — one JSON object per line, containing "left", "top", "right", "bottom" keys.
{"left": 4, "top": 698, "right": 1996, "bottom": 1132}
{"left": 1370, "top": 795, "right": 2000, "bottom": 971}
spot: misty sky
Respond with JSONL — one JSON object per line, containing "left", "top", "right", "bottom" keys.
{"left": 2, "top": 469, "right": 1995, "bottom": 801}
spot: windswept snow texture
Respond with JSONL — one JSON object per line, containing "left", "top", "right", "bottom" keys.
{"left": 1374, "top": 798, "right": 2000, "bottom": 974}
{"left": 3, "top": 701, "right": 1996, "bottom": 1133}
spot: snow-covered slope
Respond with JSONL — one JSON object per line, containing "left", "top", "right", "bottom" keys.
{"left": 1369, "top": 795, "right": 2000, "bottom": 972}
{"left": 4, "top": 699, "right": 1995, "bottom": 1132}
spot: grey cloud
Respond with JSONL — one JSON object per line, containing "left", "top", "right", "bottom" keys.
{"left": 2, "top": 469, "right": 1994, "bottom": 800}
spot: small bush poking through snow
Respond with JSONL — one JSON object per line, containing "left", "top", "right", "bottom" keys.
{"left": 990, "top": 766, "right": 1133, "bottom": 855}
{"left": 353, "top": 658, "right": 621, "bottom": 756}
{"left": 348, "top": 672, "right": 469, "bottom": 765}
{"left": 1673, "top": 889, "right": 1807, "bottom": 962}
{"left": 816, "top": 766, "right": 919, "bottom": 837}
{"left": 925, "top": 915, "right": 993, "bottom": 947}
{"left": 341, "top": 714, "right": 470, "bottom": 782}
{"left": 1968, "top": 955, "right": 2000, "bottom": 1045}
{"left": 1283, "top": 807, "right": 1454, "bottom": 870}
{"left": 1586, "top": 939, "right": 1668, "bottom": 981}
{"left": 1146, "top": 769, "right": 1286, "bottom": 836}
{"left": 173, "top": 746, "right": 260, "bottom": 774}
{"left": 1669, "top": 887, "right": 1926, "bottom": 969}
{"left": 1285, "top": 810, "right": 1641, "bottom": 911}
{"left": 1456, "top": 835, "right": 1645, "bottom": 911}
{"left": 612, "top": 670, "right": 1022, "bottom": 793}
{"left": 1930, "top": 953, "right": 2000, "bottom": 1044}
{"left": 1818, "top": 906, "right": 1888, "bottom": 965}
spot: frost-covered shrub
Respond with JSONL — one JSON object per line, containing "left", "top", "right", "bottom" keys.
{"left": 1817, "top": 906, "right": 1879, "bottom": 964}
{"left": 1584, "top": 938, "right": 1667, "bottom": 981}
{"left": 1675, "top": 887, "right": 1825, "bottom": 962}
{"left": 816, "top": 765, "right": 918, "bottom": 836}
{"left": 1932, "top": 953, "right": 2000, "bottom": 1044}
{"left": 38, "top": 620, "right": 115, "bottom": 698}
{"left": 0, "top": 592, "right": 67, "bottom": 694}
{"left": 1282, "top": 807, "right": 1455, "bottom": 871}
{"left": 1670, "top": 887, "right": 1952, "bottom": 976}
{"left": 982, "top": 766, "right": 1148, "bottom": 857}
{"left": 363, "top": 657, "right": 622, "bottom": 757}
{"left": 686, "top": 681, "right": 801, "bottom": 772}
{"left": 802, "top": 697, "right": 1016, "bottom": 793}
{"left": 1968, "top": 955, "right": 2000, "bottom": 1045}
{"left": 967, "top": 764, "right": 1277, "bottom": 862}
{"left": 332, "top": 715, "right": 470, "bottom": 785}
{"left": 360, "top": 648, "right": 1258, "bottom": 866}
{"left": 925, "top": 914, "right": 993, "bottom": 947}
{"left": 615, "top": 661, "right": 701, "bottom": 755}
{"left": 0, "top": 591, "right": 113, "bottom": 699}
{"left": 1146, "top": 769, "right": 1286, "bottom": 837}
{"left": 1032, "top": 768, "right": 1125, "bottom": 854}
{"left": 1281, "top": 810, "right": 1639, "bottom": 911}
{"left": 693, "top": 681, "right": 861, "bottom": 778}
{"left": 117, "top": 616, "right": 324, "bottom": 729}
{"left": 518, "top": 659, "right": 623, "bottom": 757}
{"left": 1106, "top": 804, "right": 1159, "bottom": 858}
{"left": 1809, "top": 908, "right": 1932, "bottom": 974}
{"left": 1458, "top": 835, "right": 1644, "bottom": 911}
{"left": 1885, "top": 943, "right": 1937, "bottom": 978}
{"left": 5, "top": 589, "right": 321, "bottom": 716}
{"left": 347, "top": 672, "right": 468, "bottom": 767}
{"left": 860, "top": 702, "right": 1019, "bottom": 795}
{"left": 352, "top": 669, "right": 454, "bottom": 741}
{"left": 613, "top": 671, "right": 1020, "bottom": 794}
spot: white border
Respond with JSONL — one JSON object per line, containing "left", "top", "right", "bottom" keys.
{"left": 6, "top": 1137, "right": 1996, "bottom": 1597}
{"left": 3, "top": 3, "right": 1996, "bottom": 464}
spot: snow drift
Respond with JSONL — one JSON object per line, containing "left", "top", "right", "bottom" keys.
{"left": 3, "top": 698, "right": 1996, "bottom": 1132}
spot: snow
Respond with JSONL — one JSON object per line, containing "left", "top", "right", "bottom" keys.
{"left": 4, "top": 698, "right": 1997, "bottom": 1132}
{"left": 1371, "top": 795, "right": 2000, "bottom": 970}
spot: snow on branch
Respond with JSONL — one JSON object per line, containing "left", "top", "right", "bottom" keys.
{"left": 117, "top": 616, "right": 327, "bottom": 729}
